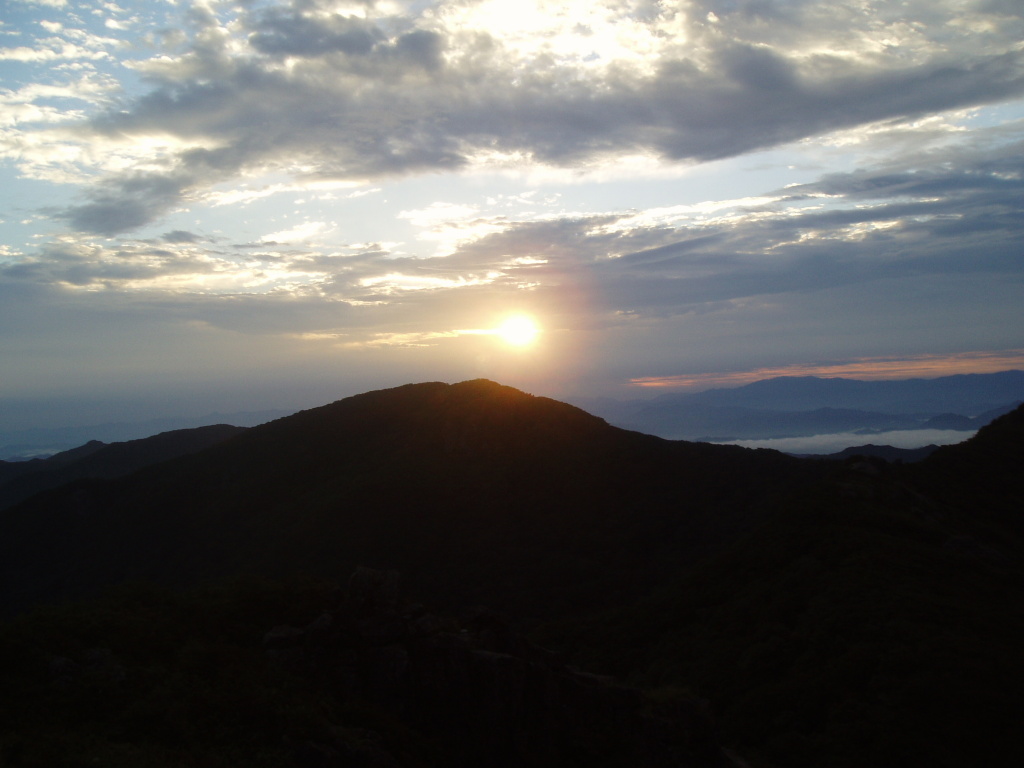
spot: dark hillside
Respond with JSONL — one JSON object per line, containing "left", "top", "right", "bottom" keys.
{"left": 0, "top": 385, "right": 1021, "bottom": 767}
{"left": 916, "top": 400, "right": 1024, "bottom": 492}
{"left": 909, "top": 402, "right": 1024, "bottom": 548}
{"left": 0, "top": 570, "right": 730, "bottom": 768}
{"left": 0, "top": 380, "right": 816, "bottom": 620}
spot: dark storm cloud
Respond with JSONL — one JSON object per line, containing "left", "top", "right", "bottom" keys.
{"left": 54, "top": 0, "right": 1024, "bottom": 234}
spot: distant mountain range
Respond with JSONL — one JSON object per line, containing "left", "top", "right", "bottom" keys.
{"left": 1, "top": 379, "right": 1023, "bottom": 767}
{"left": 0, "top": 409, "right": 290, "bottom": 460}
{"left": 572, "top": 370, "right": 1024, "bottom": 440}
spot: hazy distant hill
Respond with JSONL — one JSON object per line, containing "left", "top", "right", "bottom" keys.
{"left": 1, "top": 380, "right": 1021, "bottom": 768}
{"left": 0, "top": 424, "right": 246, "bottom": 512}
{"left": 0, "top": 409, "right": 288, "bottom": 460}
{"left": 666, "top": 370, "right": 1024, "bottom": 413}
{"left": 574, "top": 370, "right": 1024, "bottom": 440}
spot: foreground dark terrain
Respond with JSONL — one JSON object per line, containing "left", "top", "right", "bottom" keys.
{"left": 1, "top": 380, "right": 1022, "bottom": 767}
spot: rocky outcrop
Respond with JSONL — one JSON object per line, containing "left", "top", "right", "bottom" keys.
{"left": 263, "top": 568, "right": 729, "bottom": 768}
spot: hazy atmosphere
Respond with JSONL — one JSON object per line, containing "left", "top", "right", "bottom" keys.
{"left": 3, "top": 0, "right": 1024, "bottom": 429}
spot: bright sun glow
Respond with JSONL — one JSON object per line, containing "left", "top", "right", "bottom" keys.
{"left": 495, "top": 315, "right": 541, "bottom": 347}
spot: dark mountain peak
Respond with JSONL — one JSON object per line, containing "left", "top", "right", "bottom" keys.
{"left": 246, "top": 379, "right": 615, "bottom": 467}
{"left": 317, "top": 378, "right": 601, "bottom": 422}
{"left": 0, "top": 379, "right": 803, "bottom": 619}
{"left": 24, "top": 439, "right": 108, "bottom": 471}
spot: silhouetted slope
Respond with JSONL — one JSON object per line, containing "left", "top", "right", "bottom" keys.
{"left": 920, "top": 400, "right": 1024, "bottom": 482}
{"left": 2, "top": 384, "right": 1022, "bottom": 768}
{"left": 911, "top": 402, "right": 1024, "bottom": 543}
{"left": 0, "top": 425, "right": 246, "bottom": 512}
{"left": 0, "top": 441, "right": 105, "bottom": 486}
{"left": 536, "top": 410, "right": 1024, "bottom": 767}
{"left": 0, "top": 380, "right": 814, "bottom": 619}
{"left": 0, "top": 409, "right": 289, "bottom": 459}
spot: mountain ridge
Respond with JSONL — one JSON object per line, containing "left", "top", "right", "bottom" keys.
{"left": 0, "top": 424, "right": 246, "bottom": 512}
{"left": 572, "top": 371, "right": 1024, "bottom": 440}
{"left": 0, "top": 379, "right": 814, "bottom": 620}
{"left": 1, "top": 380, "right": 1022, "bottom": 767}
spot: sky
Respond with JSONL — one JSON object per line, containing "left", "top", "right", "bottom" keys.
{"left": 2, "top": 0, "right": 1023, "bottom": 430}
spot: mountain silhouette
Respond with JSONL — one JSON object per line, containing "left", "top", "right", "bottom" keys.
{"left": 0, "top": 379, "right": 813, "bottom": 619}
{"left": 1, "top": 381, "right": 1021, "bottom": 767}
{"left": 535, "top": 400, "right": 1024, "bottom": 768}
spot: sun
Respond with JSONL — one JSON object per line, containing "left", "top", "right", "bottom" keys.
{"left": 495, "top": 314, "right": 541, "bottom": 347}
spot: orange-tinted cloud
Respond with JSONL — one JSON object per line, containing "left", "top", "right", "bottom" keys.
{"left": 630, "top": 350, "right": 1024, "bottom": 390}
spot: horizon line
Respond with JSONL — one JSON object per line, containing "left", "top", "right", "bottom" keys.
{"left": 629, "top": 350, "right": 1024, "bottom": 390}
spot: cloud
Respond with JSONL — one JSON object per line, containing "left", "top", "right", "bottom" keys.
{"left": 2, "top": 0, "right": 1022, "bottom": 409}
{"left": 248, "top": 10, "right": 384, "bottom": 57}
{"left": 59, "top": 171, "right": 195, "bottom": 235}
{"left": 259, "top": 221, "right": 330, "bottom": 244}
{"left": 424, "top": 138, "right": 1024, "bottom": 323}
{"left": 161, "top": 230, "right": 203, "bottom": 244}
{"left": 13, "top": 123, "right": 1022, "bottom": 338}
{"left": 21, "top": 0, "right": 1019, "bottom": 235}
